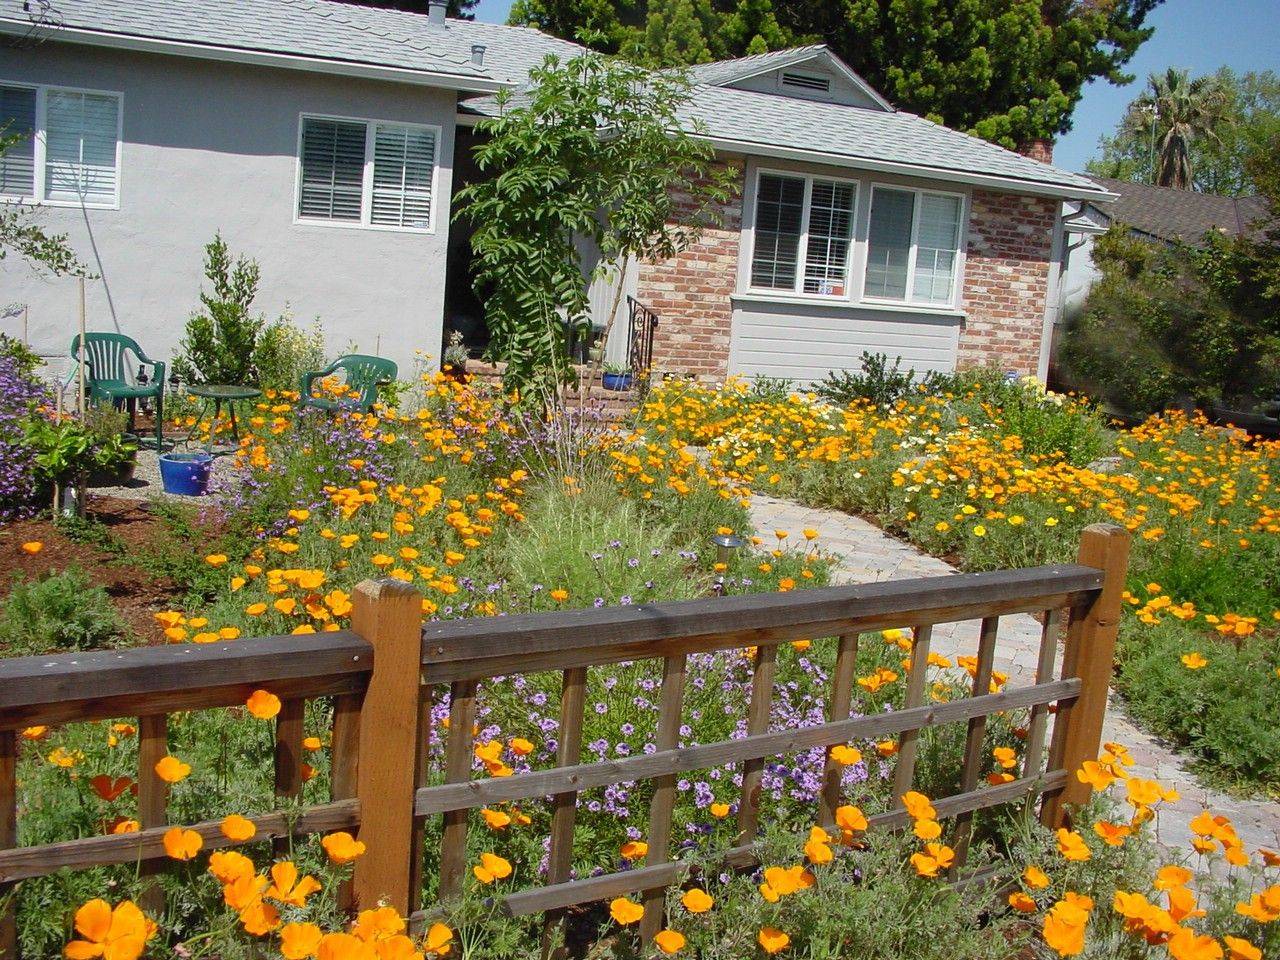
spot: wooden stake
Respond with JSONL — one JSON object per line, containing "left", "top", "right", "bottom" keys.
{"left": 77, "top": 278, "right": 86, "bottom": 417}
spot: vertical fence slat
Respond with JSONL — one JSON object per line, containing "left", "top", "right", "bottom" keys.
{"left": 1022, "top": 609, "right": 1063, "bottom": 783}
{"left": 409, "top": 682, "right": 433, "bottom": 912}
{"left": 819, "top": 633, "right": 859, "bottom": 827}
{"left": 541, "top": 666, "right": 588, "bottom": 958}
{"left": 438, "top": 679, "right": 478, "bottom": 901}
{"left": 1, "top": 730, "right": 16, "bottom": 960}
{"left": 736, "top": 643, "right": 777, "bottom": 844}
{"left": 348, "top": 578, "right": 424, "bottom": 915}
{"left": 889, "top": 625, "right": 933, "bottom": 803}
{"left": 950, "top": 616, "right": 1000, "bottom": 869}
{"left": 329, "top": 690, "right": 363, "bottom": 913}
{"left": 272, "top": 698, "right": 306, "bottom": 857}
{"left": 137, "top": 714, "right": 168, "bottom": 917}
{"left": 639, "top": 654, "right": 688, "bottom": 943}
{"left": 1041, "top": 525, "right": 1130, "bottom": 827}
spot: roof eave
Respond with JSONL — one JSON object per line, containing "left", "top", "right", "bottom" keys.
{"left": 698, "top": 134, "right": 1118, "bottom": 202}
{"left": 0, "top": 19, "right": 507, "bottom": 94}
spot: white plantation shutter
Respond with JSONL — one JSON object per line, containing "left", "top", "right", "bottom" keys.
{"left": 299, "top": 118, "right": 366, "bottom": 222}
{"left": 802, "top": 179, "right": 855, "bottom": 295}
{"left": 44, "top": 90, "right": 119, "bottom": 204}
{"left": 911, "top": 193, "right": 962, "bottom": 303}
{"left": 0, "top": 85, "right": 36, "bottom": 197}
{"left": 371, "top": 123, "right": 435, "bottom": 229}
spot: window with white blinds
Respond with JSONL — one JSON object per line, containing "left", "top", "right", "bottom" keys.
{"left": 863, "top": 186, "right": 964, "bottom": 306}
{"left": 0, "top": 85, "right": 36, "bottom": 198}
{"left": 297, "top": 115, "right": 438, "bottom": 231}
{"left": 749, "top": 171, "right": 856, "bottom": 297}
{"left": 0, "top": 84, "right": 120, "bottom": 205}
{"left": 44, "top": 90, "right": 120, "bottom": 204}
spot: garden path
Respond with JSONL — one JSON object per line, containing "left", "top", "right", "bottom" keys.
{"left": 748, "top": 492, "right": 1280, "bottom": 856}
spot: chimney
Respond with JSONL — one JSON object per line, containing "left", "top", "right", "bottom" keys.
{"left": 1016, "top": 138, "right": 1055, "bottom": 164}
{"left": 470, "top": 44, "right": 486, "bottom": 66}
{"left": 427, "top": 0, "right": 447, "bottom": 26}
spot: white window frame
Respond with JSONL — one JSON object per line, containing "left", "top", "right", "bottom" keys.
{"left": 745, "top": 167, "right": 860, "bottom": 301}
{"left": 858, "top": 183, "right": 967, "bottom": 310}
{"left": 293, "top": 112, "right": 440, "bottom": 235}
{"left": 0, "top": 80, "right": 124, "bottom": 210}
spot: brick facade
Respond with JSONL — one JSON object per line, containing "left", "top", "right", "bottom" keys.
{"left": 637, "top": 163, "right": 1056, "bottom": 382}
{"left": 956, "top": 190, "right": 1057, "bottom": 376}
{"left": 636, "top": 161, "right": 745, "bottom": 381}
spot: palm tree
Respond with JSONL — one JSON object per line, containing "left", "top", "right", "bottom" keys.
{"left": 1133, "top": 68, "right": 1232, "bottom": 189}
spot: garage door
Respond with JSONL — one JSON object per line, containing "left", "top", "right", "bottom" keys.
{"left": 728, "top": 298, "right": 961, "bottom": 384}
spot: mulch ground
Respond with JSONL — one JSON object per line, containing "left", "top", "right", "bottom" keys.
{"left": 0, "top": 495, "right": 182, "bottom": 645}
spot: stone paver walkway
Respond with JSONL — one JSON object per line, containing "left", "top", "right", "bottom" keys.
{"left": 750, "top": 493, "right": 1280, "bottom": 855}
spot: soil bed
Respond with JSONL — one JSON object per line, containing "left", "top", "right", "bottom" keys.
{"left": 0, "top": 494, "right": 182, "bottom": 647}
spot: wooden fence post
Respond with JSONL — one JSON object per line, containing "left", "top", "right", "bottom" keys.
{"left": 1, "top": 730, "right": 16, "bottom": 960}
{"left": 350, "top": 579, "right": 423, "bottom": 915}
{"left": 1041, "top": 524, "right": 1130, "bottom": 828}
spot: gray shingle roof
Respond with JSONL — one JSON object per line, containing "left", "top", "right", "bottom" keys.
{"left": 2, "top": 0, "right": 580, "bottom": 87}
{"left": 679, "top": 84, "right": 1107, "bottom": 197}
{"left": 1090, "top": 176, "right": 1272, "bottom": 245}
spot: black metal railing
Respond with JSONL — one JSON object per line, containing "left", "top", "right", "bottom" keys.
{"left": 626, "top": 295, "right": 659, "bottom": 374}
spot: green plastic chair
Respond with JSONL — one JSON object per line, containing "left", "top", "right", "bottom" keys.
{"left": 299, "top": 354, "right": 397, "bottom": 413}
{"left": 69, "top": 333, "right": 165, "bottom": 447}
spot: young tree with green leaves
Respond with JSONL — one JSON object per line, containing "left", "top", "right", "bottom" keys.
{"left": 173, "top": 234, "right": 263, "bottom": 385}
{"left": 0, "top": 134, "right": 87, "bottom": 277}
{"left": 454, "top": 51, "right": 733, "bottom": 395}
{"left": 508, "top": 0, "right": 1163, "bottom": 149}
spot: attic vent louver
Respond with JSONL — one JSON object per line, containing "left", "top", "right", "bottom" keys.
{"left": 781, "top": 72, "right": 831, "bottom": 93}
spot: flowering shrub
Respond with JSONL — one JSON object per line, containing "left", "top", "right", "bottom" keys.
{"left": 0, "top": 343, "right": 50, "bottom": 518}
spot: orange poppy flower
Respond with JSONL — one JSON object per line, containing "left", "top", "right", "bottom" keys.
{"left": 220, "top": 814, "right": 256, "bottom": 843}
{"left": 757, "top": 927, "right": 790, "bottom": 955}
{"left": 245, "top": 689, "right": 282, "bottom": 720}
{"left": 609, "top": 898, "right": 644, "bottom": 925}
{"left": 162, "top": 827, "right": 203, "bottom": 861}
{"left": 654, "top": 929, "right": 686, "bottom": 954}
{"left": 154, "top": 755, "right": 191, "bottom": 783}
{"left": 472, "top": 852, "right": 512, "bottom": 884}
{"left": 90, "top": 775, "right": 134, "bottom": 802}
{"left": 321, "top": 831, "right": 367, "bottom": 865}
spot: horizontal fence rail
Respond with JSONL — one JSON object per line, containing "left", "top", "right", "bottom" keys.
{"left": 0, "top": 524, "right": 1130, "bottom": 960}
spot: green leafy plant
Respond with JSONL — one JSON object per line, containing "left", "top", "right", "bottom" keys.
{"left": 0, "top": 567, "right": 127, "bottom": 655}
{"left": 456, "top": 51, "right": 733, "bottom": 394}
{"left": 20, "top": 416, "right": 96, "bottom": 485}
{"left": 0, "top": 332, "right": 42, "bottom": 377}
{"left": 0, "top": 135, "right": 88, "bottom": 277}
{"left": 252, "top": 312, "right": 327, "bottom": 392}
{"left": 814, "top": 352, "right": 956, "bottom": 408}
{"left": 443, "top": 329, "right": 470, "bottom": 371}
{"left": 172, "top": 233, "right": 263, "bottom": 385}
{"left": 81, "top": 404, "right": 137, "bottom": 474}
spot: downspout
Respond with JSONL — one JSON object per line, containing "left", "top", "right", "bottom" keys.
{"left": 1036, "top": 202, "right": 1070, "bottom": 384}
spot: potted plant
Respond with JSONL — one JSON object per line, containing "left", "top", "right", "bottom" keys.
{"left": 84, "top": 404, "right": 140, "bottom": 488}
{"left": 602, "top": 361, "right": 633, "bottom": 392}
{"left": 442, "top": 330, "right": 469, "bottom": 383}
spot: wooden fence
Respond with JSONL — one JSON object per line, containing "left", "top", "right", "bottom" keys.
{"left": 0, "top": 525, "right": 1128, "bottom": 957}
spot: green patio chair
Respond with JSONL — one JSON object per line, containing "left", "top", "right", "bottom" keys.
{"left": 299, "top": 354, "right": 397, "bottom": 413}
{"left": 69, "top": 332, "right": 165, "bottom": 447}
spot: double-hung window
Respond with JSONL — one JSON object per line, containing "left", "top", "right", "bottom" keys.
{"left": 0, "top": 83, "right": 121, "bottom": 206}
{"left": 863, "top": 186, "right": 963, "bottom": 306}
{"left": 750, "top": 171, "right": 856, "bottom": 297}
{"left": 297, "top": 115, "right": 438, "bottom": 231}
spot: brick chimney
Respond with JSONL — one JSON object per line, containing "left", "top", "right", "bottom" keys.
{"left": 1017, "top": 138, "right": 1055, "bottom": 164}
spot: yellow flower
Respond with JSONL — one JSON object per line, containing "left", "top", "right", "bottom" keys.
{"left": 681, "top": 888, "right": 713, "bottom": 913}
{"left": 162, "top": 826, "right": 203, "bottom": 861}
{"left": 1180, "top": 652, "right": 1208, "bottom": 670}
{"left": 154, "top": 755, "right": 191, "bottom": 783}
{"left": 609, "top": 898, "right": 644, "bottom": 925}
{"left": 472, "top": 852, "right": 513, "bottom": 884}
{"left": 654, "top": 929, "right": 686, "bottom": 954}
{"left": 549, "top": 588, "right": 569, "bottom": 602}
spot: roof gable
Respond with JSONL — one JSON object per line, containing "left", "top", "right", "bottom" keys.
{"left": 686, "top": 46, "right": 892, "bottom": 112}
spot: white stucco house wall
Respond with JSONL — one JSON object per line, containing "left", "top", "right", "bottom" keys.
{"left": 0, "top": 0, "right": 1113, "bottom": 388}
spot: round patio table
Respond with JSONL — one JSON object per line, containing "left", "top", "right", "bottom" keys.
{"left": 185, "top": 384, "right": 262, "bottom": 450}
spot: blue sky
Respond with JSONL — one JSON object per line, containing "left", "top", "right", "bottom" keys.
{"left": 472, "top": 0, "right": 1278, "bottom": 173}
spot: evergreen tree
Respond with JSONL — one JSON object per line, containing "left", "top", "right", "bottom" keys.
{"left": 508, "top": 0, "right": 1163, "bottom": 149}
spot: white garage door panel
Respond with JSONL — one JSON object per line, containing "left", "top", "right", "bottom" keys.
{"left": 729, "top": 300, "right": 960, "bottom": 384}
